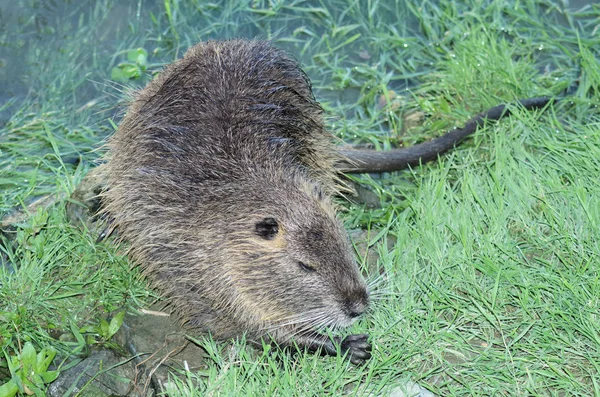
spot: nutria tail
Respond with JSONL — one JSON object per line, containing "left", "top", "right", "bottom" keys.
{"left": 338, "top": 96, "right": 555, "bottom": 173}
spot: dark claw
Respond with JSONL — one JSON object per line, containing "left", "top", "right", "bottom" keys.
{"left": 96, "top": 226, "right": 110, "bottom": 243}
{"left": 340, "top": 334, "right": 371, "bottom": 364}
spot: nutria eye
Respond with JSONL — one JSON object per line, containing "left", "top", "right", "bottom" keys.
{"left": 298, "top": 261, "right": 316, "bottom": 272}
{"left": 255, "top": 217, "right": 279, "bottom": 240}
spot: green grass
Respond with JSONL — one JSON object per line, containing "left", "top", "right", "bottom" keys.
{"left": 1, "top": 0, "right": 600, "bottom": 395}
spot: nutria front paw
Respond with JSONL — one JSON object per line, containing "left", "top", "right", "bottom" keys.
{"left": 340, "top": 334, "right": 371, "bottom": 365}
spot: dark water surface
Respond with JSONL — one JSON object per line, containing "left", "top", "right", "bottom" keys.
{"left": 0, "top": 1, "right": 156, "bottom": 123}
{"left": 1, "top": 0, "right": 595, "bottom": 121}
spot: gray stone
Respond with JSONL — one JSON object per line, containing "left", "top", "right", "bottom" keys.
{"left": 113, "top": 307, "right": 209, "bottom": 393}
{"left": 388, "top": 381, "right": 435, "bottom": 397}
{"left": 349, "top": 228, "right": 397, "bottom": 271}
{"left": 47, "top": 349, "right": 152, "bottom": 397}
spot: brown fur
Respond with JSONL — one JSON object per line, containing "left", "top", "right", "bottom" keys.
{"left": 98, "top": 39, "right": 371, "bottom": 363}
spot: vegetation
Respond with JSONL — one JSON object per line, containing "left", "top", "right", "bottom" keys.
{"left": 1, "top": 0, "right": 598, "bottom": 395}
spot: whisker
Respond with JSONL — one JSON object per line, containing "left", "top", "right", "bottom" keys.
{"left": 261, "top": 308, "right": 333, "bottom": 340}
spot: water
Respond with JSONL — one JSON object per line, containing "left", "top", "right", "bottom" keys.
{"left": 0, "top": 0, "right": 595, "bottom": 119}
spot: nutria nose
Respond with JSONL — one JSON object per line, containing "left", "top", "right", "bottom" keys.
{"left": 345, "top": 300, "right": 367, "bottom": 318}
{"left": 348, "top": 309, "right": 363, "bottom": 318}
{"left": 344, "top": 289, "right": 369, "bottom": 318}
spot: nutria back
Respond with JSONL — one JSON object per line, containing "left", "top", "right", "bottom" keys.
{"left": 109, "top": 40, "right": 339, "bottom": 189}
{"left": 99, "top": 39, "right": 371, "bottom": 363}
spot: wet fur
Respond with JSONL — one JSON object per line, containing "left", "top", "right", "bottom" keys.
{"left": 98, "top": 40, "right": 371, "bottom": 363}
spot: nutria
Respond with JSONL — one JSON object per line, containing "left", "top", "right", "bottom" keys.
{"left": 99, "top": 39, "right": 371, "bottom": 364}
{"left": 91, "top": 39, "right": 552, "bottom": 365}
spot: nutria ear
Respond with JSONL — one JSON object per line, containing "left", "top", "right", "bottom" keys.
{"left": 255, "top": 217, "right": 279, "bottom": 240}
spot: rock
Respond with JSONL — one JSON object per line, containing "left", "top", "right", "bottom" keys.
{"left": 47, "top": 349, "right": 152, "bottom": 397}
{"left": 348, "top": 180, "right": 383, "bottom": 209}
{"left": 349, "top": 228, "right": 397, "bottom": 271}
{"left": 113, "top": 307, "right": 209, "bottom": 393}
{"left": 46, "top": 307, "right": 210, "bottom": 396}
{"left": 388, "top": 381, "right": 435, "bottom": 397}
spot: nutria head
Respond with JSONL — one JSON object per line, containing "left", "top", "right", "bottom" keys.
{"left": 212, "top": 171, "right": 369, "bottom": 337}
